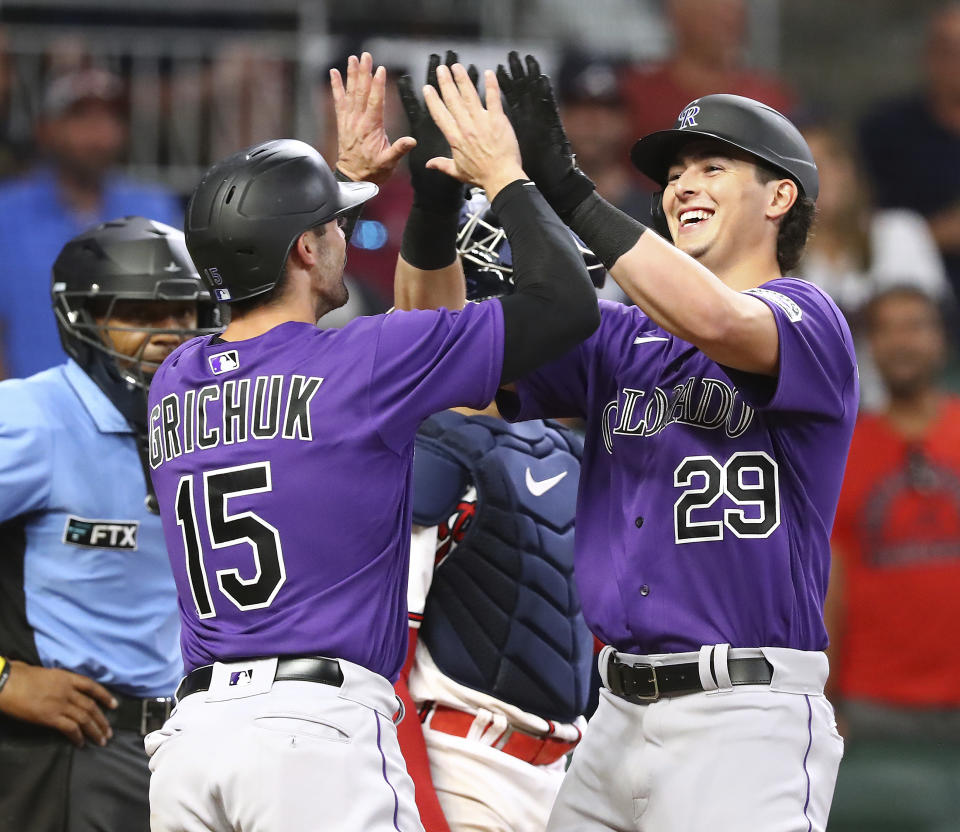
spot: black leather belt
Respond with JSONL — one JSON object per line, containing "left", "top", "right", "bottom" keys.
{"left": 176, "top": 656, "right": 344, "bottom": 702}
{"left": 605, "top": 651, "right": 773, "bottom": 704}
{"left": 110, "top": 694, "right": 174, "bottom": 735}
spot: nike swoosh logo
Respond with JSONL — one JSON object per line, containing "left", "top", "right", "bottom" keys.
{"left": 525, "top": 467, "right": 569, "bottom": 497}
{"left": 633, "top": 335, "right": 670, "bottom": 345}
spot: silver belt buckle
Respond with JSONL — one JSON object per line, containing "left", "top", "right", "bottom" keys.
{"left": 631, "top": 663, "right": 660, "bottom": 702}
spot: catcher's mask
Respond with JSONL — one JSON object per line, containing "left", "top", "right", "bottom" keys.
{"left": 53, "top": 216, "right": 222, "bottom": 397}
{"left": 457, "top": 188, "right": 606, "bottom": 301}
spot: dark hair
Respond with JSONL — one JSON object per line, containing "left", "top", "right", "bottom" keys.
{"left": 227, "top": 268, "right": 290, "bottom": 317}
{"left": 755, "top": 164, "right": 816, "bottom": 274}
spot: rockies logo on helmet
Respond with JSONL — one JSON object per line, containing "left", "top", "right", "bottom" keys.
{"left": 457, "top": 188, "right": 605, "bottom": 301}
{"left": 677, "top": 103, "right": 701, "bottom": 129}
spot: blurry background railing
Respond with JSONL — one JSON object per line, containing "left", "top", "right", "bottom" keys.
{"left": 0, "top": 0, "right": 784, "bottom": 195}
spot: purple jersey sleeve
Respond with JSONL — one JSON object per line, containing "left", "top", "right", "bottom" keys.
{"left": 724, "top": 278, "right": 858, "bottom": 417}
{"left": 498, "top": 300, "right": 642, "bottom": 422}
{"left": 372, "top": 301, "right": 505, "bottom": 451}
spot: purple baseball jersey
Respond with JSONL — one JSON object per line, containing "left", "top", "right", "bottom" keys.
{"left": 147, "top": 303, "right": 503, "bottom": 679}
{"left": 501, "top": 278, "right": 858, "bottom": 653}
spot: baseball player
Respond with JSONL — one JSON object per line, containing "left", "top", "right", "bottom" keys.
{"left": 406, "top": 55, "right": 856, "bottom": 831}
{"left": 0, "top": 216, "right": 215, "bottom": 832}
{"left": 392, "top": 190, "right": 596, "bottom": 832}
{"left": 143, "top": 54, "right": 599, "bottom": 832}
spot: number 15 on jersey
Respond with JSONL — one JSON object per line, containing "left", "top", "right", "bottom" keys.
{"left": 175, "top": 461, "right": 287, "bottom": 618}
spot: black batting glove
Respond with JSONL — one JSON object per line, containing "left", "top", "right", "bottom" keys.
{"left": 496, "top": 52, "right": 596, "bottom": 222}
{"left": 397, "top": 50, "right": 477, "bottom": 212}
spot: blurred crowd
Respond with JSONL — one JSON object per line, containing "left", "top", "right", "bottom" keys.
{"left": 1, "top": 0, "right": 960, "bottom": 828}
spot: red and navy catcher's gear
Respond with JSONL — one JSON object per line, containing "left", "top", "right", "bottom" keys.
{"left": 632, "top": 94, "right": 818, "bottom": 239}
{"left": 412, "top": 411, "right": 593, "bottom": 723}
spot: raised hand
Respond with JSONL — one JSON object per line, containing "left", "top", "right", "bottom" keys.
{"left": 330, "top": 52, "right": 416, "bottom": 185}
{"left": 422, "top": 64, "right": 525, "bottom": 202}
{"left": 397, "top": 50, "right": 478, "bottom": 212}
{"left": 0, "top": 661, "right": 117, "bottom": 748}
{"left": 496, "top": 52, "right": 595, "bottom": 219}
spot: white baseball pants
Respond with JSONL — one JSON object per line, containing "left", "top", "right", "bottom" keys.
{"left": 423, "top": 725, "right": 567, "bottom": 832}
{"left": 145, "top": 658, "right": 424, "bottom": 832}
{"left": 548, "top": 646, "right": 844, "bottom": 832}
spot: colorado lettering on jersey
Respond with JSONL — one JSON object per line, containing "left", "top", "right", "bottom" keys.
{"left": 149, "top": 374, "right": 323, "bottom": 468}
{"left": 601, "top": 375, "right": 754, "bottom": 453}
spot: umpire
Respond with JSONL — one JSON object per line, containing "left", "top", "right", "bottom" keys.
{"left": 0, "top": 217, "right": 216, "bottom": 831}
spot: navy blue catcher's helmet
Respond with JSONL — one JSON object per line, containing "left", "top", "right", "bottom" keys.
{"left": 457, "top": 188, "right": 605, "bottom": 301}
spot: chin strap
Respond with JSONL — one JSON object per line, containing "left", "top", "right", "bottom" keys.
{"left": 83, "top": 354, "right": 159, "bottom": 513}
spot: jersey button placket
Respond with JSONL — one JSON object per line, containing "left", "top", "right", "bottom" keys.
{"left": 634, "top": 517, "right": 648, "bottom": 595}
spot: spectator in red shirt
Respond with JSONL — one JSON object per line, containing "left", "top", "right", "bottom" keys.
{"left": 827, "top": 285, "right": 960, "bottom": 832}
{"left": 620, "top": 0, "right": 795, "bottom": 177}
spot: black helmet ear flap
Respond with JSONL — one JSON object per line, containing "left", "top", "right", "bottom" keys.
{"left": 650, "top": 191, "right": 671, "bottom": 241}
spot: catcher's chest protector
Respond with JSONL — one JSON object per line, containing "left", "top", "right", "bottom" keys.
{"left": 412, "top": 410, "right": 593, "bottom": 722}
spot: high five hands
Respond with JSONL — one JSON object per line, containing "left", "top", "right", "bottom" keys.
{"left": 330, "top": 52, "right": 416, "bottom": 185}
{"left": 421, "top": 63, "right": 527, "bottom": 201}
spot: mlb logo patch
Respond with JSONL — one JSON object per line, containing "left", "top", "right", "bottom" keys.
{"left": 207, "top": 657, "right": 277, "bottom": 701}
{"left": 209, "top": 350, "right": 239, "bottom": 375}
{"left": 215, "top": 288, "right": 232, "bottom": 301}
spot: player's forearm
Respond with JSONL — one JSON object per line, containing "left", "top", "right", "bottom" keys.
{"left": 394, "top": 202, "right": 467, "bottom": 311}
{"left": 496, "top": 181, "right": 600, "bottom": 384}
{"left": 611, "top": 235, "right": 779, "bottom": 375}
{"left": 565, "top": 192, "right": 778, "bottom": 375}
{"left": 394, "top": 255, "right": 467, "bottom": 311}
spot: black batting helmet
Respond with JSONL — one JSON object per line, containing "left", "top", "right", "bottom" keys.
{"left": 185, "top": 139, "right": 378, "bottom": 303}
{"left": 631, "top": 94, "right": 817, "bottom": 238}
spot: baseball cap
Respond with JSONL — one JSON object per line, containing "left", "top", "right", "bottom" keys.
{"left": 630, "top": 93, "right": 819, "bottom": 200}
{"left": 558, "top": 55, "right": 623, "bottom": 107}
{"left": 41, "top": 68, "right": 125, "bottom": 119}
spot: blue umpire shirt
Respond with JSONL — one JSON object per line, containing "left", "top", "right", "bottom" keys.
{"left": 0, "top": 360, "right": 181, "bottom": 697}
{"left": 0, "top": 166, "right": 182, "bottom": 378}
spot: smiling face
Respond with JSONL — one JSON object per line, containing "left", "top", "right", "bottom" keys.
{"left": 662, "top": 139, "right": 796, "bottom": 275}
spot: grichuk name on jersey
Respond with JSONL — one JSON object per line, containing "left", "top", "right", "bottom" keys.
{"left": 601, "top": 375, "right": 754, "bottom": 453}
{"left": 148, "top": 374, "right": 323, "bottom": 468}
